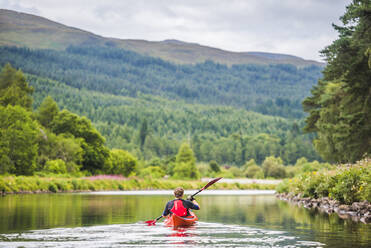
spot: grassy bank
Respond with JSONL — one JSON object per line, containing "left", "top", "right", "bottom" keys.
{"left": 0, "top": 175, "right": 276, "bottom": 194}
{"left": 276, "top": 158, "right": 371, "bottom": 204}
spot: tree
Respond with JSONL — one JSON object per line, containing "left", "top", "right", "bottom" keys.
{"left": 262, "top": 156, "right": 286, "bottom": 178}
{"left": 37, "top": 96, "right": 59, "bottom": 128}
{"left": 209, "top": 160, "right": 220, "bottom": 173}
{"left": 0, "top": 63, "right": 33, "bottom": 110}
{"left": 106, "top": 149, "right": 137, "bottom": 176}
{"left": 173, "top": 143, "right": 199, "bottom": 179}
{"left": 303, "top": 0, "right": 371, "bottom": 163}
{"left": 139, "top": 119, "right": 148, "bottom": 150}
{"left": 51, "top": 109, "right": 109, "bottom": 174}
{"left": 0, "top": 105, "right": 39, "bottom": 175}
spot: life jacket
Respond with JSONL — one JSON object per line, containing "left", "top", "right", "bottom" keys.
{"left": 170, "top": 199, "right": 188, "bottom": 217}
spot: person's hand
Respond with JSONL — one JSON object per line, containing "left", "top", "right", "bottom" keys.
{"left": 187, "top": 195, "right": 195, "bottom": 201}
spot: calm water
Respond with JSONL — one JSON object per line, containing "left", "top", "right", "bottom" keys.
{"left": 0, "top": 190, "right": 370, "bottom": 247}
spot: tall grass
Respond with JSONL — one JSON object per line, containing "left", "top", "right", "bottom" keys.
{"left": 0, "top": 176, "right": 276, "bottom": 194}
{"left": 276, "top": 158, "right": 371, "bottom": 204}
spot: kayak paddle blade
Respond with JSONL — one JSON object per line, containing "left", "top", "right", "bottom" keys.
{"left": 145, "top": 220, "right": 157, "bottom": 226}
{"left": 202, "top": 177, "right": 222, "bottom": 190}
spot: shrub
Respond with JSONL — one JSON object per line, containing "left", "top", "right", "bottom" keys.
{"left": 108, "top": 149, "right": 138, "bottom": 177}
{"left": 209, "top": 160, "right": 220, "bottom": 173}
{"left": 330, "top": 167, "right": 363, "bottom": 204}
{"left": 45, "top": 159, "right": 67, "bottom": 174}
{"left": 48, "top": 182, "right": 58, "bottom": 193}
{"left": 245, "top": 165, "right": 264, "bottom": 179}
{"left": 140, "top": 166, "right": 165, "bottom": 179}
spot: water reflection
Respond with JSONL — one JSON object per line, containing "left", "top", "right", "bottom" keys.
{"left": 0, "top": 192, "right": 370, "bottom": 247}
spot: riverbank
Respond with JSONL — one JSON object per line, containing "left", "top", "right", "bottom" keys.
{"left": 0, "top": 175, "right": 276, "bottom": 194}
{"left": 276, "top": 192, "right": 371, "bottom": 224}
{"left": 275, "top": 158, "right": 371, "bottom": 224}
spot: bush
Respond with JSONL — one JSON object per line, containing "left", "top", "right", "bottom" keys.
{"left": 262, "top": 156, "right": 286, "bottom": 178}
{"left": 209, "top": 160, "right": 220, "bottom": 173}
{"left": 107, "top": 149, "right": 138, "bottom": 177}
{"left": 330, "top": 167, "right": 363, "bottom": 204}
{"left": 140, "top": 166, "right": 165, "bottom": 179}
{"left": 277, "top": 158, "right": 371, "bottom": 204}
{"left": 245, "top": 165, "right": 264, "bottom": 179}
{"left": 48, "top": 182, "right": 58, "bottom": 193}
{"left": 44, "top": 159, "right": 67, "bottom": 174}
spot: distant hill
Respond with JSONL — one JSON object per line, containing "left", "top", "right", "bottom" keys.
{"left": 0, "top": 9, "right": 324, "bottom": 67}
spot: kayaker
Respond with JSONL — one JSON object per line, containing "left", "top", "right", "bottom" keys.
{"left": 162, "top": 187, "right": 200, "bottom": 218}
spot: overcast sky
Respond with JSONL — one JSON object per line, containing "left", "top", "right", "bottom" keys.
{"left": 1, "top": 0, "right": 351, "bottom": 61}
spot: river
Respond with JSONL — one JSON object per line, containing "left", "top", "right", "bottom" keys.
{"left": 0, "top": 190, "right": 370, "bottom": 247}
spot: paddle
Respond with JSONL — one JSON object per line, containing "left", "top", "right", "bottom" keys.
{"left": 189, "top": 177, "right": 222, "bottom": 200}
{"left": 145, "top": 177, "right": 222, "bottom": 226}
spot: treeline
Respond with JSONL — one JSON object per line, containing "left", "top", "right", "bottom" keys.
{"left": 0, "top": 63, "right": 229, "bottom": 180}
{"left": 0, "top": 45, "right": 323, "bottom": 118}
{"left": 28, "top": 74, "right": 321, "bottom": 166}
{"left": 0, "top": 64, "right": 137, "bottom": 176}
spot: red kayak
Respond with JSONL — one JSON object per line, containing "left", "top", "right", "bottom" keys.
{"left": 164, "top": 211, "right": 198, "bottom": 227}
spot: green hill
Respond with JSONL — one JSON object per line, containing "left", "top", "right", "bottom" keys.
{"left": 0, "top": 45, "right": 322, "bottom": 118}
{"left": 0, "top": 9, "right": 324, "bottom": 67}
{"left": 0, "top": 9, "right": 324, "bottom": 165}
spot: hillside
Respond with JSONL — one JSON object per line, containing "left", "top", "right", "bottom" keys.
{"left": 27, "top": 73, "right": 320, "bottom": 165}
{"left": 0, "top": 9, "right": 324, "bottom": 67}
{"left": 0, "top": 8, "right": 324, "bottom": 165}
{"left": 0, "top": 45, "right": 323, "bottom": 118}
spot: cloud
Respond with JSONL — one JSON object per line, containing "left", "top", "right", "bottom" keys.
{"left": 0, "top": 0, "right": 351, "bottom": 61}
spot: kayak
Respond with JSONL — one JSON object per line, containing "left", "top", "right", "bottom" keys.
{"left": 164, "top": 211, "right": 198, "bottom": 227}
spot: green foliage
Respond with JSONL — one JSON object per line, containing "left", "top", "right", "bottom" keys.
{"left": 0, "top": 46, "right": 323, "bottom": 119}
{"left": 329, "top": 167, "right": 364, "bottom": 204}
{"left": 173, "top": 143, "right": 199, "bottom": 179}
{"left": 245, "top": 165, "right": 264, "bottom": 179}
{"left": 37, "top": 130, "right": 83, "bottom": 172}
{"left": 0, "top": 105, "right": 39, "bottom": 175}
{"left": 140, "top": 166, "right": 165, "bottom": 179}
{"left": 277, "top": 158, "right": 371, "bottom": 204}
{"left": 0, "top": 63, "right": 33, "bottom": 110}
{"left": 44, "top": 159, "right": 67, "bottom": 174}
{"left": 262, "top": 156, "right": 286, "bottom": 178}
{"left": 51, "top": 109, "right": 109, "bottom": 174}
{"left": 139, "top": 119, "right": 148, "bottom": 150}
{"left": 36, "top": 96, "right": 59, "bottom": 128}
{"left": 0, "top": 175, "right": 276, "bottom": 193}
{"left": 209, "top": 160, "right": 220, "bottom": 173}
{"left": 24, "top": 74, "right": 321, "bottom": 166}
{"left": 106, "top": 149, "right": 137, "bottom": 177}
{"left": 303, "top": 0, "right": 371, "bottom": 163}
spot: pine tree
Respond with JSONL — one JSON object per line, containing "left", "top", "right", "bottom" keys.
{"left": 303, "top": 0, "right": 371, "bottom": 162}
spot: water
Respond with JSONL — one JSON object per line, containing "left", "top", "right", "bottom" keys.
{"left": 0, "top": 190, "right": 370, "bottom": 247}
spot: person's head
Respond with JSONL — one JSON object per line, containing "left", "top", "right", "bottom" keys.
{"left": 174, "top": 187, "right": 184, "bottom": 199}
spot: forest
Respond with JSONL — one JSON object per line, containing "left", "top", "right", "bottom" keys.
{"left": 0, "top": 45, "right": 323, "bottom": 119}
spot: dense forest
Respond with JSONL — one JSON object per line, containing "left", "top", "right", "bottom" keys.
{"left": 27, "top": 74, "right": 320, "bottom": 166}
{"left": 0, "top": 45, "right": 323, "bottom": 119}
{"left": 0, "top": 63, "right": 324, "bottom": 180}
{"left": 0, "top": 43, "right": 325, "bottom": 167}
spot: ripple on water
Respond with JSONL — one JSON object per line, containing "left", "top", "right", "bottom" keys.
{"left": 0, "top": 222, "right": 324, "bottom": 248}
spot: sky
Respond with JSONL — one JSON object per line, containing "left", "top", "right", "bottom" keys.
{"left": 0, "top": 0, "right": 351, "bottom": 61}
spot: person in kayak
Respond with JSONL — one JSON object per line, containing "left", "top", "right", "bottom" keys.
{"left": 162, "top": 187, "right": 200, "bottom": 218}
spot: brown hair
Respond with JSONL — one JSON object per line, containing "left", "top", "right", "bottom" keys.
{"left": 174, "top": 187, "right": 184, "bottom": 198}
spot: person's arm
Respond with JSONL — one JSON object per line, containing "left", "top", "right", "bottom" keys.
{"left": 192, "top": 199, "right": 200, "bottom": 210}
{"left": 162, "top": 202, "right": 170, "bottom": 216}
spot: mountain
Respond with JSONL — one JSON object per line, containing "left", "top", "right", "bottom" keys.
{"left": 0, "top": 9, "right": 323, "bottom": 164}
{"left": 0, "top": 9, "right": 323, "bottom": 67}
